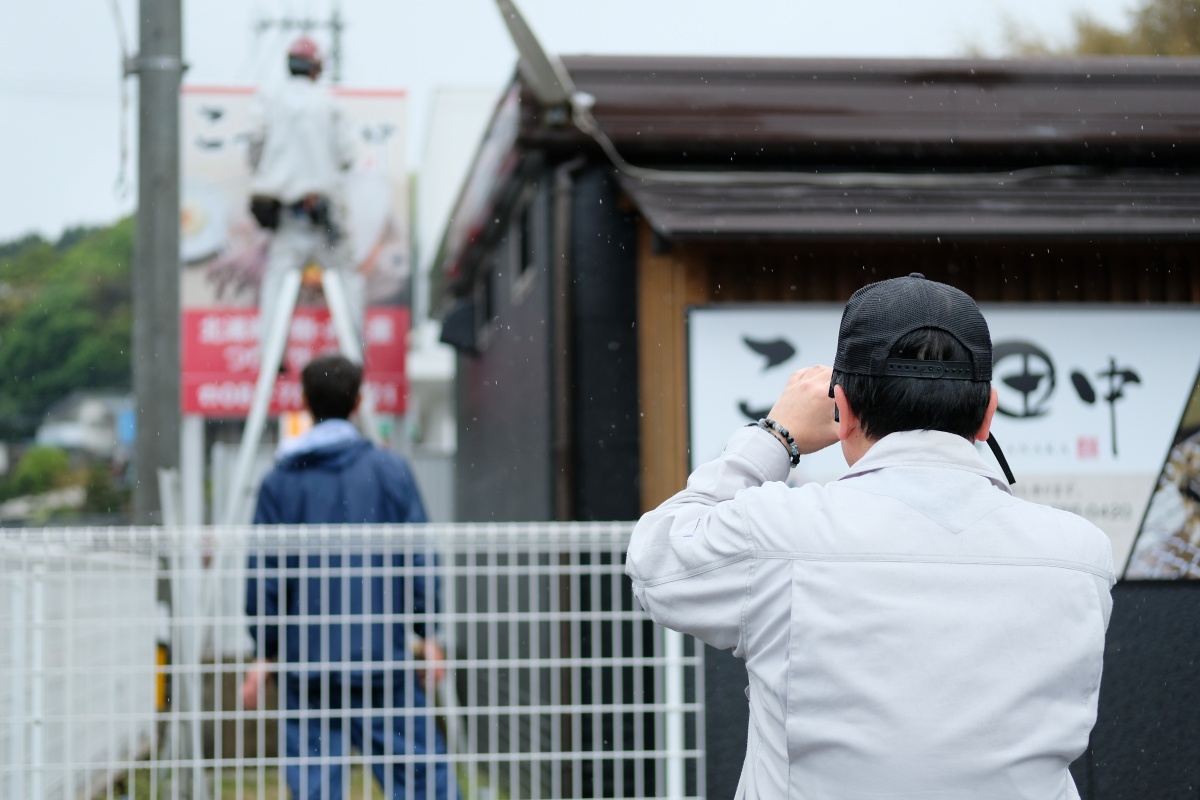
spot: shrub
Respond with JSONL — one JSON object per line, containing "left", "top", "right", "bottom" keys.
{"left": 12, "top": 446, "right": 71, "bottom": 496}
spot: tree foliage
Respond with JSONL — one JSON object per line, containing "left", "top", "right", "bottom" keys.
{"left": 10, "top": 446, "right": 71, "bottom": 496}
{"left": 0, "top": 219, "right": 134, "bottom": 439}
{"left": 1001, "top": 0, "right": 1200, "bottom": 56}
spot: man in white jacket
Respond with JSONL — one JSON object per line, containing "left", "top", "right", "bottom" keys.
{"left": 626, "top": 273, "right": 1114, "bottom": 799}
{"left": 247, "top": 36, "right": 361, "bottom": 351}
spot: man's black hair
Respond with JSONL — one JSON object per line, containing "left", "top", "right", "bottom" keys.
{"left": 833, "top": 328, "right": 990, "bottom": 441}
{"left": 302, "top": 354, "right": 362, "bottom": 422}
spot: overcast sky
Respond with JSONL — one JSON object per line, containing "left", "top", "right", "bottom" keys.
{"left": 2, "top": 0, "right": 1135, "bottom": 243}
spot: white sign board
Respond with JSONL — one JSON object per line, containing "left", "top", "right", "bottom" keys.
{"left": 688, "top": 305, "right": 1200, "bottom": 576}
{"left": 180, "top": 86, "right": 410, "bottom": 311}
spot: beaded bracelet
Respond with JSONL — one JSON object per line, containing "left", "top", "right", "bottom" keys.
{"left": 757, "top": 418, "right": 801, "bottom": 467}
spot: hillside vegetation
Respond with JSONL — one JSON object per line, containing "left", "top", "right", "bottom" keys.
{"left": 1001, "top": 0, "right": 1200, "bottom": 56}
{"left": 0, "top": 218, "right": 133, "bottom": 440}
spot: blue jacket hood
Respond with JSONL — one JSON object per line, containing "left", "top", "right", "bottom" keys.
{"left": 253, "top": 417, "right": 428, "bottom": 527}
{"left": 276, "top": 432, "right": 373, "bottom": 473}
{"left": 275, "top": 418, "right": 366, "bottom": 471}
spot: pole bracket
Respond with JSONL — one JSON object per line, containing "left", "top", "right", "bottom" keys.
{"left": 124, "top": 54, "right": 188, "bottom": 77}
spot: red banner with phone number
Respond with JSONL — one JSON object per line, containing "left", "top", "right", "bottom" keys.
{"left": 182, "top": 307, "right": 408, "bottom": 416}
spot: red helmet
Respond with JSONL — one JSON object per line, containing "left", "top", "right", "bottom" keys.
{"left": 287, "top": 36, "right": 322, "bottom": 64}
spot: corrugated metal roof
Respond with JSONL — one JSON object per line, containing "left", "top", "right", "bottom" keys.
{"left": 435, "top": 56, "right": 1200, "bottom": 294}
{"left": 620, "top": 169, "right": 1200, "bottom": 239}
{"left": 537, "top": 56, "right": 1200, "bottom": 166}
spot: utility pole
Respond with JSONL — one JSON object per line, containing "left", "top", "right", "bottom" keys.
{"left": 255, "top": 2, "right": 345, "bottom": 84}
{"left": 130, "top": 0, "right": 183, "bottom": 524}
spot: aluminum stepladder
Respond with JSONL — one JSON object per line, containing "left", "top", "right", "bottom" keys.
{"left": 220, "top": 263, "right": 379, "bottom": 526}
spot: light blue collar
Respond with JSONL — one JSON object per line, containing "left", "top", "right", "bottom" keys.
{"left": 275, "top": 418, "right": 362, "bottom": 461}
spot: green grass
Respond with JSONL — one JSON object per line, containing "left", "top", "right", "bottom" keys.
{"left": 114, "top": 765, "right": 385, "bottom": 799}
{"left": 110, "top": 764, "right": 508, "bottom": 799}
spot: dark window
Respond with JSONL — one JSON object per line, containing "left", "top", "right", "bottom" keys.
{"left": 512, "top": 185, "right": 539, "bottom": 303}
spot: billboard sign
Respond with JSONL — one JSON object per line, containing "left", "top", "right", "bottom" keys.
{"left": 181, "top": 306, "right": 408, "bottom": 416}
{"left": 179, "top": 85, "right": 410, "bottom": 416}
{"left": 1124, "top": 372, "right": 1200, "bottom": 579}
{"left": 688, "top": 305, "right": 1200, "bottom": 577}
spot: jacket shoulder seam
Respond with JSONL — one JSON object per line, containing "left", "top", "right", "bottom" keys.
{"left": 735, "top": 497, "right": 755, "bottom": 656}
{"left": 754, "top": 550, "right": 1114, "bottom": 580}
{"left": 835, "top": 482, "right": 1016, "bottom": 536}
{"left": 628, "top": 551, "right": 756, "bottom": 588}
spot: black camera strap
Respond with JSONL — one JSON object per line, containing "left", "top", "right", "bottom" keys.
{"left": 986, "top": 432, "right": 1016, "bottom": 485}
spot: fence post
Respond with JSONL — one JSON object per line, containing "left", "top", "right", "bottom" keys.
{"left": 8, "top": 570, "right": 27, "bottom": 800}
{"left": 30, "top": 563, "right": 45, "bottom": 800}
{"left": 168, "top": 528, "right": 211, "bottom": 800}
{"left": 665, "top": 628, "right": 686, "bottom": 799}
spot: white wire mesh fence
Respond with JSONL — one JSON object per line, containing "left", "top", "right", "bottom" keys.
{"left": 2, "top": 531, "right": 160, "bottom": 800}
{"left": 1, "top": 523, "right": 704, "bottom": 800}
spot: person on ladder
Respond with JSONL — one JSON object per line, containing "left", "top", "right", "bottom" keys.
{"left": 220, "top": 35, "right": 378, "bottom": 530}
{"left": 247, "top": 35, "right": 363, "bottom": 361}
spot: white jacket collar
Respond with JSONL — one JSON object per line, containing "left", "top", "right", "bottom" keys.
{"left": 840, "top": 429, "right": 1012, "bottom": 494}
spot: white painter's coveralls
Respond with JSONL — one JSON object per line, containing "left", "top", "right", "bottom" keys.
{"left": 247, "top": 76, "right": 362, "bottom": 344}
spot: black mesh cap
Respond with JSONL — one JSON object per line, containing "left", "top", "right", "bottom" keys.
{"left": 833, "top": 273, "right": 992, "bottom": 382}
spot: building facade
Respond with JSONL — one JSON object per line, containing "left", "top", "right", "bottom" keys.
{"left": 434, "top": 55, "right": 1200, "bottom": 797}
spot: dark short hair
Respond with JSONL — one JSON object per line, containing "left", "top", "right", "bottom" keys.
{"left": 832, "top": 328, "right": 990, "bottom": 440}
{"left": 301, "top": 354, "right": 362, "bottom": 422}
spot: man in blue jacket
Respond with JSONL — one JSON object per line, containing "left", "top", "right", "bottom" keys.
{"left": 243, "top": 353, "right": 454, "bottom": 800}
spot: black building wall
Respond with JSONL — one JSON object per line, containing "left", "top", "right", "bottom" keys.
{"left": 568, "top": 166, "right": 641, "bottom": 522}
{"left": 1072, "top": 582, "right": 1200, "bottom": 798}
{"left": 453, "top": 164, "right": 641, "bottom": 523}
{"left": 455, "top": 179, "right": 556, "bottom": 522}
{"left": 450, "top": 164, "right": 655, "bottom": 796}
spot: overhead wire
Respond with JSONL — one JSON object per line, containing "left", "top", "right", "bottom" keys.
{"left": 106, "top": 0, "right": 133, "bottom": 198}
{"left": 237, "top": 3, "right": 270, "bottom": 81}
